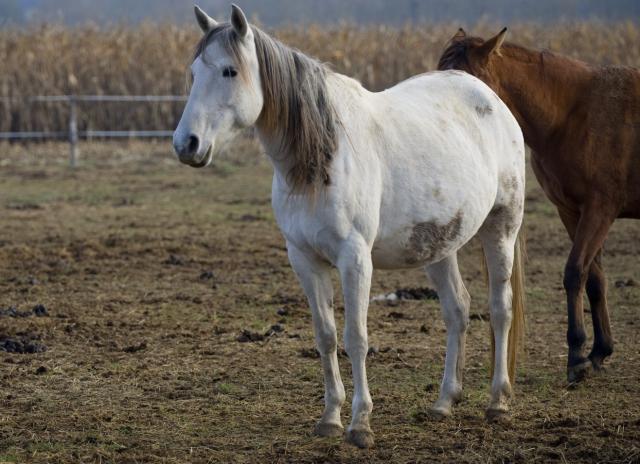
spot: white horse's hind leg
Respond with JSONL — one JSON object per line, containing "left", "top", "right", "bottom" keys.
{"left": 287, "top": 244, "right": 346, "bottom": 437}
{"left": 479, "top": 220, "right": 518, "bottom": 420}
{"left": 425, "top": 254, "right": 470, "bottom": 419}
{"left": 337, "top": 239, "right": 374, "bottom": 449}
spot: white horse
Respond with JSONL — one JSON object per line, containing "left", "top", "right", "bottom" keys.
{"left": 174, "top": 5, "right": 526, "bottom": 449}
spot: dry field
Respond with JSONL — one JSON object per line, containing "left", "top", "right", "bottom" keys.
{"left": 1, "top": 21, "right": 640, "bottom": 133}
{"left": 0, "top": 141, "right": 639, "bottom": 463}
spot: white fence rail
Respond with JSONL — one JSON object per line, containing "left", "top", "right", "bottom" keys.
{"left": 0, "top": 95, "right": 187, "bottom": 167}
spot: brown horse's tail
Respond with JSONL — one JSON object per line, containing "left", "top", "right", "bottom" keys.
{"left": 487, "top": 232, "right": 526, "bottom": 384}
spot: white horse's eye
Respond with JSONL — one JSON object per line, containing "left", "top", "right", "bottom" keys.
{"left": 222, "top": 67, "right": 238, "bottom": 78}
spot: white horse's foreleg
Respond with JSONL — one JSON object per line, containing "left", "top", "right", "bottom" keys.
{"left": 480, "top": 235, "right": 516, "bottom": 419}
{"left": 425, "top": 254, "right": 470, "bottom": 419}
{"left": 287, "top": 244, "right": 345, "bottom": 436}
{"left": 337, "top": 239, "right": 374, "bottom": 448}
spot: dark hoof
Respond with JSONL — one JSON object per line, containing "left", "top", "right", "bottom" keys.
{"left": 428, "top": 406, "right": 452, "bottom": 421}
{"left": 588, "top": 351, "right": 612, "bottom": 372}
{"left": 567, "top": 360, "right": 592, "bottom": 384}
{"left": 346, "top": 429, "right": 375, "bottom": 449}
{"left": 485, "top": 407, "right": 510, "bottom": 424}
{"left": 589, "top": 358, "right": 607, "bottom": 372}
{"left": 314, "top": 422, "right": 344, "bottom": 438}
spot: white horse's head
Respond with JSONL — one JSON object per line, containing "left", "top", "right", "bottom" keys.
{"left": 173, "top": 4, "right": 263, "bottom": 168}
{"left": 173, "top": 5, "right": 338, "bottom": 194}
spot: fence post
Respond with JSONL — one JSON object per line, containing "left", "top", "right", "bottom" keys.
{"left": 69, "top": 96, "right": 78, "bottom": 167}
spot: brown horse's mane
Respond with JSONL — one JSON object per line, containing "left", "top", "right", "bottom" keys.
{"left": 438, "top": 35, "right": 586, "bottom": 71}
{"left": 437, "top": 36, "right": 482, "bottom": 70}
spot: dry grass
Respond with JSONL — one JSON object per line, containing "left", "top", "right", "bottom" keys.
{"left": 1, "top": 21, "right": 639, "bottom": 133}
{"left": 0, "top": 142, "right": 639, "bottom": 463}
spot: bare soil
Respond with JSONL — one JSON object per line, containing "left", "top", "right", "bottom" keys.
{"left": 1, "top": 141, "right": 639, "bottom": 463}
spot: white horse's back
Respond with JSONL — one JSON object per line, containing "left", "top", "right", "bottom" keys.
{"left": 323, "top": 70, "right": 524, "bottom": 269}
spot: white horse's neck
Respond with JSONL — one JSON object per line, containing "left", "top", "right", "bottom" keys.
{"left": 255, "top": 126, "right": 293, "bottom": 187}
{"left": 256, "top": 72, "right": 368, "bottom": 192}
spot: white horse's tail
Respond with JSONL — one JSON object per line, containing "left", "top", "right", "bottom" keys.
{"left": 486, "top": 231, "right": 526, "bottom": 384}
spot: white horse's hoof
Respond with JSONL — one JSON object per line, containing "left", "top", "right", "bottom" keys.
{"left": 314, "top": 421, "right": 343, "bottom": 437}
{"left": 346, "top": 428, "right": 375, "bottom": 448}
{"left": 428, "top": 406, "right": 452, "bottom": 421}
{"left": 485, "top": 407, "right": 510, "bottom": 423}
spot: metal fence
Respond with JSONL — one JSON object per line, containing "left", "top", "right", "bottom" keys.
{"left": 0, "top": 95, "right": 187, "bottom": 167}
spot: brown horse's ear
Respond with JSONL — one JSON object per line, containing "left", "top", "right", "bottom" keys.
{"left": 479, "top": 27, "right": 507, "bottom": 57}
{"left": 452, "top": 28, "right": 467, "bottom": 42}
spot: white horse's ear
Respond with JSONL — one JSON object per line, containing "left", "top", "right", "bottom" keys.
{"left": 194, "top": 5, "right": 217, "bottom": 33}
{"left": 231, "top": 4, "right": 249, "bottom": 38}
{"left": 480, "top": 27, "right": 507, "bottom": 57}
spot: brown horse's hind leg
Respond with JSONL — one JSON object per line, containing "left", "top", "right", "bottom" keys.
{"left": 561, "top": 207, "right": 614, "bottom": 383}
{"left": 586, "top": 251, "right": 614, "bottom": 370}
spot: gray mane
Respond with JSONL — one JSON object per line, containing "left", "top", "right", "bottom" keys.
{"left": 194, "top": 24, "right": 338, "bottom": 194}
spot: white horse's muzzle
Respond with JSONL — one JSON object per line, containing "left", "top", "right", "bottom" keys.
{"left": 181, "top": 144, "right": 213, "bottom": 168}
{"left": 173, "top": 132, "right": 213, "bottom": 168}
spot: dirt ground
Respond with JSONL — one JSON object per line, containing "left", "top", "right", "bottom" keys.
{"left": 1, "top": 141, "right": 639, "bottom": 463}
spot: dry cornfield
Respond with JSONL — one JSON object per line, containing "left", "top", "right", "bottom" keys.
{"left": 1, "top": 21, "right": 639, "bottom": 134}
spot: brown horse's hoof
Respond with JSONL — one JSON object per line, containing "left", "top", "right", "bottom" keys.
{"left": 346, "top": 428, "right": 375, "bottom": 449}
{"left": 567, "top": 360, "right": 592, "bottom": 384}
{"left": 588, "top": 353, "right": 611, "bottom": 372}
{"left": 314, "top": 422, "right": 344, "bottom": 438}
{"left": 485, "top": 407, "right": 510, "bottom": 424}
{"left": 589, "top": 359, "right": 607, "bottom": 373}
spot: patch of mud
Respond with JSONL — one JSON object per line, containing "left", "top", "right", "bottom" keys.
{"left": 395, "top": 287, "right": 439, "bottom": 300}
{"left": 237, "top": 330, "right": 265, "bottom": 343}
{"left": 299, "top": 347, "right": 320, "bottom": 358}
{"left": 33, "top": 304, "right": 49, "bottom": 317}
{"left": 6, "top": 202, "right": 42, "bottom": 210}
{"left": 265, "top": 324, "right": 284, "bottom": 337}
{"left": 1, "top": 334, "right": 47, "bottom": 353}
{"left": 238, "top": 214, "right": 265, "bottom": 222}
{"left": 123, "top": 341, "right": 147, "bottom": 353}
{"left": 6, "top": 275, "right": 41, "bottom": 286}
{"left": 238, "top": 324, "right": 286, "bottom": 343}
{"left": 35, "top": 366, "right": 48, "bottom": 375}
{"left": 0, "top": 304, "right": 49, "bottom": 318}
{"left": 615, "top": 279, "right": 636, "bottom": 288}
{"left": 372, "top": 287, "right": 439, "bottom": 303}
{"left": 114, "top": 197, "right": 135, "bottom": 207}
{"left": 406, "top": 212, "right": 463, "bottom": 264}
{"left": 163, "top": 254, "right": 185, "bottom": 266}
{"left": 387, "top": 311, "right": 409, "bottom": 319}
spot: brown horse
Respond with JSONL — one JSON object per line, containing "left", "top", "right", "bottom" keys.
{"left": 438, "top": 28, "right": 640, "bottom": 383}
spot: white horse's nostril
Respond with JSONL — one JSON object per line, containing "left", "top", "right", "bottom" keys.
{"left": 187, "top": 134, "right": 200, "bottom": 155}
{"left": 173, "top": 133, "right": 200, "bottom": 158}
